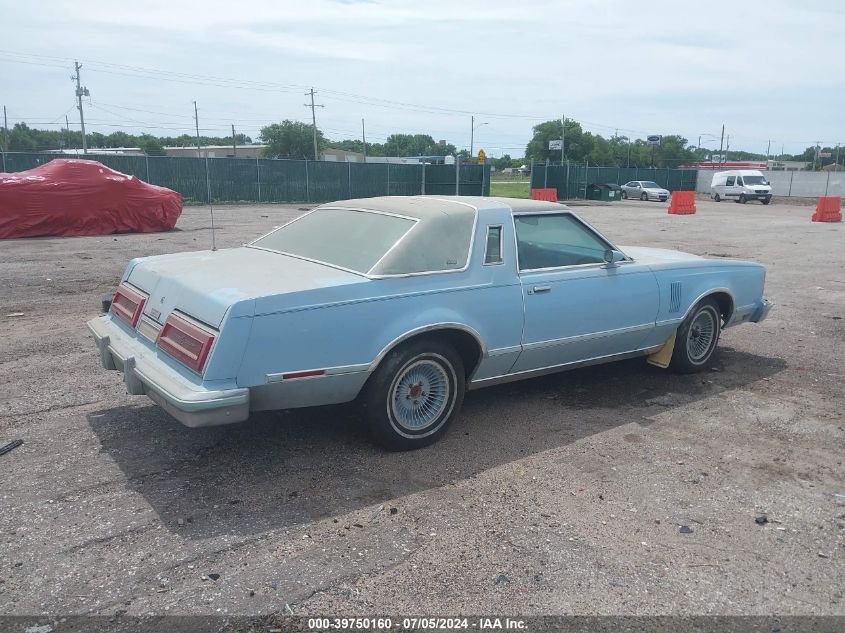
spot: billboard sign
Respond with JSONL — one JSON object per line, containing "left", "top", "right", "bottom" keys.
{"left": 647, "top": 135, "right": 662, "bottom": 145}
{"left": 548, "top": 139, "right": 563, "bottom": 151}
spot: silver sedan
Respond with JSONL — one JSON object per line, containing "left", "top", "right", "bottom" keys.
{"left": 621, "top": 181, "right": 670, "bottom": 202}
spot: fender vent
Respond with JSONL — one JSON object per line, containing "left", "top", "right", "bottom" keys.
{"left": 669, "top": 282, "right": 682, "bottom": 313}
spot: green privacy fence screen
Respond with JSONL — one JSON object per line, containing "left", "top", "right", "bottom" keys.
{"left": 530, "top": 162, "right": 698, "bottom": 200}
{"left": 1, "top": 153, "right": 492, "bottom": 203}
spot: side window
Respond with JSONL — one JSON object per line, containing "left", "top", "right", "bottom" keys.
{"left": 484, "top": 225, "right": 503, "bottom": 265}
{"left": 736, "top": 176, "right": 744, "bottom": 186}
{"left": 514, "top": 214, "right": 610, "bottom": 271}
{"left": 726, "top": 176, "right": 736, "bottom": 186}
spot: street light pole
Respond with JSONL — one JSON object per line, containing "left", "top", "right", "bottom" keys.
{"left": 470, "top": 116, "right": 487, "bottom": 158}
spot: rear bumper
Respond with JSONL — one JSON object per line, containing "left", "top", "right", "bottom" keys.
{"left": 750, "top": 298, "right": 774, "bottom": 323}
{"left": 87, "top": 316, "right": 249, "bottom": 427}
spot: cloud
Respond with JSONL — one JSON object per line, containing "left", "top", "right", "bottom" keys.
{"left": 0, "top": 0, "right": 841, "bottom": 156}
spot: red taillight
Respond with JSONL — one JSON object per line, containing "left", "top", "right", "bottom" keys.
{"left": 156, "top": 313, "right": 216, "bottom": 373}
{"left": 110, "top": 284, "right": 146, "bottom": 327}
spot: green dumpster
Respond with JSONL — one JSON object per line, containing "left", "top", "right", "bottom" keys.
{"left": 586, "top": 183, "right": 622, "bottom": 201}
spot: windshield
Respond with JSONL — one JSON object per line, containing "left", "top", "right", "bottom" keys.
{"left": 641, "top": 181, "right": 661, "bottom": 189}
{"left": 250, "top": 208, "right": 416, "bottom": 274}
{"left": 743, "top": 176, "right": 768, "bottom": 185}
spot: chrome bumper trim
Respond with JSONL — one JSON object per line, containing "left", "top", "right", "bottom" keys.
{"left": 751, "top": 298, "right": 773, "bottom": 323}
{"left": 87, "top": 316, "right": 249, "bottom": 427}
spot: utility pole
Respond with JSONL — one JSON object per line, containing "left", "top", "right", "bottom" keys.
{"left": 725, "top": 134, "right": 731, "bottom": 162}
{"left": 561, "top": 114, "right": 565, "bottom": 162}
{"left": 718, "top": 124, "right": 725, "bottom": 164}
{"left": 71, "top": 62, "right": 90, "bottom": 154}
{"left": 766, "top": 139, "right": 771, "bottom": 162}
{"left": 193, "top": 101, "right": 202, "bottom": 158}
{"left": 836, "top": 143, "right": 841, "bottom": 169}
{"left": 232, "top": 124, "right": 236, "bottom": 157}
{"left": 362, "top": 118, "right": 367, "bottom": 159}
{"left": 2, "top": 105, "right": 6, "bottom": 172}
{"left": 470, "top": 115, "right": 474, "bottom": 158}
{"left": 193, "top": 100, "right": 217, "bottom": 251}
{"left": 65, "top": 114, "right": 70, "bottom": 150}
{"left": 813, "top": 141, "right": 821, "bottom": 171}
{"left": 304, "top": 88, "right": 324, "bottom": 161}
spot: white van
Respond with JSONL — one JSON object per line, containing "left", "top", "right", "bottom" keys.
{"left": 710, "top": 170, "right": 772, "bottom": 204}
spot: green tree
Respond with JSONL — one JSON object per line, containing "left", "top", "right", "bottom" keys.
{"left": 525, "top": 119, "right": 589, "bottom": 163}
{"left": 381, "top": 134, "right": 455, "bottom": 157}
{"left": 105, "top": 131, "right": 134, "bottom": 148}
{"left": 260, "top": 120, "right": 324, "bottom": 159}
{"left": 8, "top": 123, "right": 39, "bottom": 151}
{"left": 138, "top": 135, "right": 166, "bottom": 156}
{"left": 492, "top": 154, "right": 513, "bottom": 169}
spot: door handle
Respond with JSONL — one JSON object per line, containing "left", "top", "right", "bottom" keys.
{"left": 529, "top": 285, "right": 552, "bottom": 294}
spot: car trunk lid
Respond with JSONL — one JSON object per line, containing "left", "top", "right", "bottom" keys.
{"left": 127, "top": 246, "right": 366, "bottom": 328}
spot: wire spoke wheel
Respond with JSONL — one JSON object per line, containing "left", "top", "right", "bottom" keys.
{"left": 687, "top": 309, "right": 717, "bottom": 361}
{"left": 390, "top": 358, "right": 451, "bottom": 433}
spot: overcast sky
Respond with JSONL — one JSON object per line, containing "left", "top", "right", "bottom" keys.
{"left": 1, "top": 0, "right": 842, "bottom": 157}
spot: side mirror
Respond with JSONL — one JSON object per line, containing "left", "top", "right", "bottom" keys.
{"left": 603, "top": 249, "right": 625, "bottom": 267}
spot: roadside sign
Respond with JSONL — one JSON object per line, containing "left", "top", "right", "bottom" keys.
{"left": 647, "top": 135, "right": 662, "bottom": 145}
{"left": 477, "top": 149, "right": 486, "bottom": 164}
{"left": 818, "top": 152, "right": 832, "bottom": 158}
{"left": 548, "top": 139, "right": 563, "bottom": 151}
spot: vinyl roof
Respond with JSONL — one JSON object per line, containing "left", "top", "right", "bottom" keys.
{"left": 319, "top": 196, "right": 571, "bottom": 217}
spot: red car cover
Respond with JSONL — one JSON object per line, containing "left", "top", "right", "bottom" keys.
{"left": 0, "top": 159, "right": 182, "bottom": 239}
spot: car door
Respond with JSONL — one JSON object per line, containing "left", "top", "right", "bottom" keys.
{"left": 511, "top": 212, "right": 659, "bottom": 373}
{"left": 631, "top": 181, "right": 643, "bottom": 198}
{"left": 724, "top": 175, "right": 736, "bottom": 198}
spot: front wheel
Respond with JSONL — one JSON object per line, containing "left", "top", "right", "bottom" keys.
{"left": 670, "top": 298, "right": 722, "bottom": 373}
{"left": 640, "top": 192, "right": 648, "bottom": 201}
{"left": 762, "top": 197, "right": 771, "bottom": 205}
{"left": 739, "top": 194, "right": 747, "bottom": 204}
{"left": 713, "top": 193, "right": 721, "bottom": 202}
{"left": 361, "top": 339, "right": 465, "bottom": 450}
{"left": 622, "top": 190, "right": 628, "bottom": 199}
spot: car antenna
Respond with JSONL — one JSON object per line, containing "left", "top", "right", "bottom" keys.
{"left": 193, "top": 100, "right": 217, "bottom": 251}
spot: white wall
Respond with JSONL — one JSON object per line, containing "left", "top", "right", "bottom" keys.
{"left": 696, "top": 170, "right": 845, "bottom": 198}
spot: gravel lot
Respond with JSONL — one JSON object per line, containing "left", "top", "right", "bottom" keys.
{"left": 1, "top": 198, "right": 843, "bottom": 622}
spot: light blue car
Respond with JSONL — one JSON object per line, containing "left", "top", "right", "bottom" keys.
{"left": 88, "top": 196, "right": 772, "bottom": 450}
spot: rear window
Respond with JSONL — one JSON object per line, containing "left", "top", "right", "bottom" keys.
{"left": 250, "top": 208, "right": 416, "bottom": 274}
{"left": 641, "top": 181, "right": 661, "bottom": 188}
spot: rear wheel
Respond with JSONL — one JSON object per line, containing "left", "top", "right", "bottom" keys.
{"left": 640, "top": 192, "right": 648, "bottom": 201}
{"left": 361, "top": 339, "right": 465, "bottom": 451}
{"left": 670, "top": 298, "right": 722, "bottom": 373}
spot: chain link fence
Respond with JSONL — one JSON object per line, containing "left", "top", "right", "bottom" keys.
{"left": 530, "top": 162, "right": 698, "bottom": 199}
{"left": 0, "top": 153, "right": 492, "bottom": 204}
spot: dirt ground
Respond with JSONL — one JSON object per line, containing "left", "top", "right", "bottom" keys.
{"left": 1, "top": 198, "right": 843, "bottom": 623}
